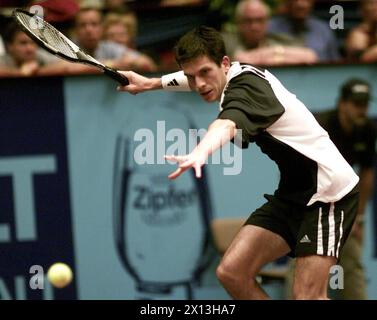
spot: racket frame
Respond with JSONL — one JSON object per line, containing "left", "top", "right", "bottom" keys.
{"left": 12, "top": 8, "right": 129, "bottom": 85}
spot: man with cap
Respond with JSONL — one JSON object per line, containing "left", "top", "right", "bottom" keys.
{"left": 315, "top": 78, "right": 376, "bottom": 299}
{"left": 285, "top": 78, "right": 375, "bottom": 299}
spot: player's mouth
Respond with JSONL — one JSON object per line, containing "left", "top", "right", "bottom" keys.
{"left": 200, "top": 89, "right": 213, "bottom": 99}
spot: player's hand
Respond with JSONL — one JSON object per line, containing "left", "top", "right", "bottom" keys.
{"left": 165, "top": 151, "right": 207, "bottom": 180}
{"left": 117, "top": 71, "right": 158, "bottom": 95}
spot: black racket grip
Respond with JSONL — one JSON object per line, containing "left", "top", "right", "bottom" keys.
{"left": 104, "top": 67, "right": 129, "bottom": 86}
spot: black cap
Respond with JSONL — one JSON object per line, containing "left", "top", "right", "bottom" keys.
{"left": 340, "top": 78, "right": 371, "bottom": 105}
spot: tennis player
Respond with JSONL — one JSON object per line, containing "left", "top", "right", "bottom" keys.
{"left": 117, "top": 26, "right": 359, "bottom": 300}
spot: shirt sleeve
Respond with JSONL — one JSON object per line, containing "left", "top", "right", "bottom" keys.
{"left": 217, "top": 72, "right": 285, "bottom": 147}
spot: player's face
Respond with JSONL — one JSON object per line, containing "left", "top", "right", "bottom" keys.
{"left": 182, "top": 55, "right": 230, "bottom": 103}
{"left": 75, "top": 10, "right": 103, "bottom": 51}
{"left": 7, "top": 31, "right": 37, "bottom": 64}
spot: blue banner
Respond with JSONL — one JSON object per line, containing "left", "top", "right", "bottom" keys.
{"left": 0, "top": 77, "right": 77, "bottom": 299}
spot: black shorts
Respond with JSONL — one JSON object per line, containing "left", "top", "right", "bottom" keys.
{"left": 244, "top": 186, "right": 359, "bottom": 258}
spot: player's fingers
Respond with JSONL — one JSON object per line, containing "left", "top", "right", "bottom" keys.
{"left": 165, "top": 155, "right": 187, "bottom": 163}
{"left": 179, "top": 159, "right": 195, "bottom": 169}
{"left": 118, "top": 70, "right": 133, "bottom": 78}
{"left": 168, "top": 167, "right": 184, "bottom": 180}
{"left": 117, "top": 85, "right": 139, "bottom": 95}
{"left": 194, "top": 164, "right": 202, "bottom": 178}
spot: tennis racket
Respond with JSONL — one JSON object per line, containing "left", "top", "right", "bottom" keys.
{"left": 12, "top": 8, "right": 129, "bottom": 85}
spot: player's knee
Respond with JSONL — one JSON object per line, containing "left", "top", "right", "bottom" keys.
{"left": 216, "top": 262, "right": 236, "bottom": 285}
{"left": 216, "top": 259, "right": 245, "bottom": 286}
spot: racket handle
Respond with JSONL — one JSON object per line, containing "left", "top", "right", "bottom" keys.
{"left": 104, "top": 67, "right": 129, "bottom": 86}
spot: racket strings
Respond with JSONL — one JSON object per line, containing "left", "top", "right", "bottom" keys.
{"left": 17, "top": 12, "right": 78, "bottom": 59}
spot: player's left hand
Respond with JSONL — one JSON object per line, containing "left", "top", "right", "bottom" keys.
{"left": 165, "top": 152, "right": 207, "bottom": 180}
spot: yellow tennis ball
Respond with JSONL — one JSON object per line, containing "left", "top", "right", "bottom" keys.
{"left": 47, "top": 263, "right": 73, "bottom": 288}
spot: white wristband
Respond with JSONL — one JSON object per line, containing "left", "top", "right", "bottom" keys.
{"left": 161, "top": 71, "right": 191, "bottom": 91}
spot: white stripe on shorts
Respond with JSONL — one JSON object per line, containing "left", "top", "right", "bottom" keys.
{"left": 327, "top": 202, "right": 336, "bottom": 256}
{"left": 317, "top": 207, "right": 323, "bottom": 255}
{"left": 336, "top": 210, "right": 344, "bottom": 258}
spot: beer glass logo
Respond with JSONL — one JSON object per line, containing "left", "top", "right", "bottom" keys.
{"left": 113, "top": 106, "right": 213, "bottom": 299}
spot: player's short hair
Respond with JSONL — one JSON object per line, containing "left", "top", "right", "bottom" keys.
{"left": 174, "top": 26, "right": 226, "bottom": 66}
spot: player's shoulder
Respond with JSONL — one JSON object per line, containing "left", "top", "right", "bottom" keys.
{"left": 227, "top": 63, "right": 267, "bottom": 87}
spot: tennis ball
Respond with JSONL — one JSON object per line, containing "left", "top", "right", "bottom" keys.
{"left": 47, "top": 263, "right": 73, "bottom": 288}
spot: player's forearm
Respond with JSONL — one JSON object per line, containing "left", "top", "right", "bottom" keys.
{"left": 144, "top": 77, "right": 163, "bottom": 90}
{"left": 193, "top": 119, "right": 237, "bottom": 158}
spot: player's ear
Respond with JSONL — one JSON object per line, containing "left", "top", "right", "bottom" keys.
{"left": 221, "top": 56, "right": 231, "bottom": 72}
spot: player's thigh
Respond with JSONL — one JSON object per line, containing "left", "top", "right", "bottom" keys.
{"left": 295, "top": 189, "right": 359, "bottom": 258}
{"left": 294, "top": 255, "right": 336, "bottom": 291}
{"left": 220, "top": 224, "right": 291, "bottom": 276}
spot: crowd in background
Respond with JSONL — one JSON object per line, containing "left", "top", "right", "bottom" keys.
{"left": 0, "top": 0, "right": 377, "bottom": 77}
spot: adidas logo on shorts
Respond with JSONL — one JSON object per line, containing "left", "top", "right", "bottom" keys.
{"left": 300, "top": 234, "right": 311, "bottom": 243}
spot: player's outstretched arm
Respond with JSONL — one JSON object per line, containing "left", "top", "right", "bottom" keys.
{"left": 165, "top": 119, "right": 238, "bottom": 180}
{"left": 117, "top": 70, "right": 191, "bottom": 95}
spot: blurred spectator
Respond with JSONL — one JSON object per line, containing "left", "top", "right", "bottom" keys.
{"left": 74, "top": 7, "right": 156, "bottom": 71}
{"left": 30, "top": 0, "right": 79, "bottom": 23}
{"left": 346, "top": 0, "right": 377, "bottom": 63}
{"left": 29, "top": 0, "right": 80, "bottom": 36}
{"left": 0, "top": 35, "right": 5, "bottom": 56}
{"left": 0, "top": 0, "right": 28, "bottom": 6}
{"left": 0, "top": 21, "right": 65, "bottom": 76}
{"left": 104, "top": 0, "right": 127, "bottom": 12}
{"left": 103, "top": 12, "right": 137, "bottom": 49}
{"left": 286, "top": 78, "right": 376, "bottom": 300}
{"left": 77, "top": 0, "right": 103, "bottom": 9}
{"left": 268, "top": 0, "right": 340, "bottom": 62}
{"left": 315, "top": 78, "right": 375, "bottom": 300}
{"left": 223, "top": 0, "right": 318, "bottom": 66}
{"left": 160, "top": 0, "right": 204, "bottom": 6}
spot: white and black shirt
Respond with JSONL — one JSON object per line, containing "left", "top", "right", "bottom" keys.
{"left": 218, "top": 62, "right": 359, "bottom": 206}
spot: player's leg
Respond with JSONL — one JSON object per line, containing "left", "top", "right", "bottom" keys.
{"left": 284, "top": 258, "right": 296, "bottom": 299}
{"left": 293, "top": 255, "right": 336, "bottom": 299}
{"left": 216, "top": 224, "right": 291, "bottom": 299}
{"left": 292, "top": 187, "right": 359, "bottom": 299}
{"left": 216, "top": 196, "right": 293, "bottom": 299}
